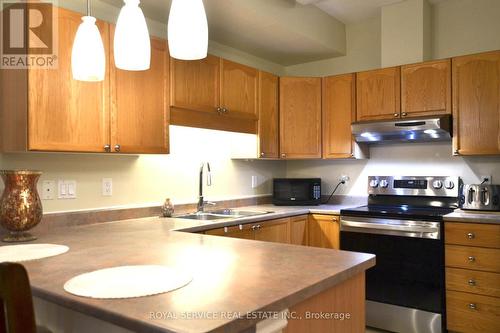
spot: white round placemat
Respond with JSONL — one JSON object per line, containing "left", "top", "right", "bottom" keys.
{"left": 0, "top": 244, "right": 69, "bottom": 262}
{"left": 64, "top": 265, "right": 192, "bottom": 299}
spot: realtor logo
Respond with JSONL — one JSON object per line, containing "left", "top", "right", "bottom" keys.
{"left": 1, "top": 0, "right": 58, "bottom": 69}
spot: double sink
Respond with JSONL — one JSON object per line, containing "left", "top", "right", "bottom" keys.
{"left": 176, "top": 209, "right": 273, "bottom": 221}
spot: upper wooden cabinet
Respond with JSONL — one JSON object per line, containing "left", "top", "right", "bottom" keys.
{"left": 356, "top": 67, "right": 401, "bottom": 121}
{"left": 110, "top": 34, "right": 169, "bottom": 154}
{"left": 401, "top": 59, "right": 451, "bottom": 117}
{"left": 452, "top": 51, "right": 500, "bottom": 156}
{"left": 170, "top": 55, "right": 220, "bottom": 114}
{"left": 279, "top": 77, "right": 322, "bottom": 159}
{"left": 1, "top": 8, "right": 110, "bottom": 153}
{"left": 1, "top": 8, "right": 169, "bottom": 154}
{"left": 220, "top": 59, "right": 259, "bottom": 120}
{"left": 170, "top": 56, "right": 258, "bottom": 134}
{"left": 323, "top": 73, "right": 363, "bottom": 159}
{"left": 308, "top": 214, "right": 340, "bottom": 250}
{"left": 258, "top": 71, "right": 279, "bottom": 159}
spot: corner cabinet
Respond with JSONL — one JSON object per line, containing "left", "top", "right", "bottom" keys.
{"left": 401, "top": 59, "right": 451, "bottom": 117}
{"left": 170, "top": 56, "right": 258, "bottom": 134}
{"left": 356, "top": 67, "right": 401, "bottom": 121}
{"left": 452, "top": 51, "right": 500, "bottom": 156}
{"left": 308, "top": 214, "right": 340, "bottom": 250}
{"left": 258, "top": 71, "right": 279, "bottom": 159}
{"left": 0, "top": 7, "right": 169, "bottom": 154}
{"left": 279, "top": 77, "right": 322, "bottom": 159}
{"left": 110, "top": 30, "right": 169, "bottom": 154}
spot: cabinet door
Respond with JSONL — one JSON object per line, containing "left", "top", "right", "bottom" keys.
{"left": 254, "top": 218, "right": 290, "bottom": 244}
{"left": 356, "top": 67, "right": 401, "bottom": 121}
{"left": 280, "top": 77, "right": 322, "bottom": 159}
{"left": 110, "top": 35, "right": 169, "bottom": 154}
{"left": 290, "top": 215, "right": 308, "bottom": 246}
{"left": 322, "top": 74, "right": 355, "bottom": 159}
{"left": 220, "top": 59, "right": 259, "bottom": 120}
{"left": 308, "top": 214, "right": 340, "bottom": 249}
{"left": 205, "top": 225, "right": 254, "bottom": 240}
{"left": 28, "top": 8, "right": 110, "bottom": 152}
{"left": 170, "top": 54, "right": 220, "bottom": 113}
{"left": 401, "top": 59, "right": 451, "bottom": 117}
{"left": 452, "top": 51, "right": 500, "bottom": 156}
{"left": 258, "top": 71, "right": 279, "bottom": 158}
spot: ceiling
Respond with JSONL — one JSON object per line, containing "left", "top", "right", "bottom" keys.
{"left": 101, "top": 0, "right": 447, "bottom": 65}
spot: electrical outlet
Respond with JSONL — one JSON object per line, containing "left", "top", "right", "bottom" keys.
{"left": 42, "top": 180, "right": 55, "bottom": 200}
{"left": 339, "top": 175, "right": 350, "bottom": 183}
{"left": 58, "top": 180, "right": 77, "bottom": 199}
{"left": 480, "top": 175, "right": 492, "bottom": 184}
{"left": 102, "top": 178, "right": 113, "bottom": 196}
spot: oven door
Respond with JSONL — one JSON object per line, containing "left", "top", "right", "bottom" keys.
{"left": 340, "top": 216, "right": 444, "bottom": 333}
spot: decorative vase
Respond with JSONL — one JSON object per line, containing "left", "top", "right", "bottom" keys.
{"left": 161, "top": 198, "right": 175, "bottom": 217}
{"left": 0, "top": 170, "right": 43, "bottom": 242}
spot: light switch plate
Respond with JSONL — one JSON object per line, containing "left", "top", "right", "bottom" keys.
{"left": 42, "top": 180, "right": 55, "bottom": 200}
{"left": 58, "top": 180, "right": 77, "bottom": 199}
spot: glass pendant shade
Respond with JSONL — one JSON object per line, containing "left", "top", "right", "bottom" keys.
{"left": 168, "top": 0, "right": 208, "bottom": 60}
{"left": 71, "top": 16, "right": 105, "bottom": 82}
{"left": 114, "top": 0, "right": 151, "bottom": 70}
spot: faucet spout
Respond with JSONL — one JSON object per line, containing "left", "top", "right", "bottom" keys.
{"left": 197, "top": 162, "right": 212, "bottom": 212}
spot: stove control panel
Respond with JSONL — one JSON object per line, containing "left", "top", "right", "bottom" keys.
{"left": 368, "top": 176, "right": 461, "bottom": 197}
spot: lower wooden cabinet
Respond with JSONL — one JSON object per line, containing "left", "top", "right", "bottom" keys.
{"left": 307, "top": 214, "right": 340, "bottom": 250}
{"left": 290, "top": 215, "right": 308, "bottom": 246}
{"left": 254, "top": 218, "right": 290, "bottom": 244}
{"left": 445, "top": 221, "right": 500, "bottom": 333}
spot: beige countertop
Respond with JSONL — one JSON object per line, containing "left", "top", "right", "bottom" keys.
{"left": 16, "top": 203, "right": 374, "bottom": 333}
{"left": 444, "top": 209, "right": 500, "bottom": 224}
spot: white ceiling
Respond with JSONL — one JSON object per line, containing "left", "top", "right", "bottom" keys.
{"left": 301, "top": 0, "right": 447, "bottom": 23}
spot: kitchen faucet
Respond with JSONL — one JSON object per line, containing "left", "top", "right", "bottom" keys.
{"left": 197, "top": 162, "right": 215, "bottom": 212}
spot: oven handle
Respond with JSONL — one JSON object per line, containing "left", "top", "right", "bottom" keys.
{"left": 340, "top": 218, "right": 440, "bottom": 239}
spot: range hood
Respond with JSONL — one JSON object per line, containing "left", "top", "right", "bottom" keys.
{"left": 352, "top": 115, "right": 452, "bottom": 143}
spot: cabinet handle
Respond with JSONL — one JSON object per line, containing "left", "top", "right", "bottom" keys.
{"left": 467, "top": 232, "right": 475, "bottom": 239}
{"left": 468, "top": 303, "right": 477, "bottom": 310}
{"left": 468, "top": 256, "right": 476, "bottom": 262}
{"left": 104, "top": 144, "right": 111, "bottom": 152}
{"left": 256, "top": 224, "right": 262, "bottom": 230}
{"left": 453, "top": 149, "right": 460, "bottom": 156}
{"left": 224, "top": 226, "right": 229, "bottom": 233}
{"left": 222, "top": 108, "right": 228, "bottom": 114}
{"left": 281, "top": 153, "right": 286, "bottom": 158}
{"left": 216, "top": 107, "right": 222, "bottom": 114}
{"left": 401, "top": 112, "right": 408, "bottom": 117}
{"left": 260, "top": 152, "right": 265, "bottom": 157}
{"left": 394, "top": 113, "right": 399, "bottom": 117}
{"left": 114, "top": 144, "right": 121, "bottom": 152}
{"left": 468, "top": 279, "right": 476, "bottom": 286}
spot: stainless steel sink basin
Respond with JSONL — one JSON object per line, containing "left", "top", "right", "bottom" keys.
{"left": 175, "top": 209, "right": 273, "bottom": 221}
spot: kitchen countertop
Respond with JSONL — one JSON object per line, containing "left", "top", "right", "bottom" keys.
{"left": 18, "top": 204, "right": 375, "bottom": 333}
{"left": 444, "top": 209, "right": 500, "bottom": 224}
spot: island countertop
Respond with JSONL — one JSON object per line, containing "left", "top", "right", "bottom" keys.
{"left": 18, "top": 214, "right": 375, "bottom": 333}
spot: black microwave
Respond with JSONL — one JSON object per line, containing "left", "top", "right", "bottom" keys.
{"left": 273, "top": 178, "right": 322, "bottom": 206}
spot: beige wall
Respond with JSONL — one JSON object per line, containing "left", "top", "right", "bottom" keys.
{"left": 0, "top": 127, "right": 285, "bottom": 213}
{"left": 285, "top": 15, "right": 381, "bottom": 77}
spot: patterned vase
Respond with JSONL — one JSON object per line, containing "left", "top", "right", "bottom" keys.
{"left": 0, "top": 170, "right": 43, "bottom": 242}
{"left": 161, "top": 198, "right": 175, "bottom": 217}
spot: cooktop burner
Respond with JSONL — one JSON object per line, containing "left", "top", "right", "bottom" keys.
{"left": 341, "top": 204, "right": 455, "bottom": 221}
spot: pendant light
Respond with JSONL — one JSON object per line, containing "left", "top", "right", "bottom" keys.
{"left": 71, "top": 0, "right": 105, "bottom": 82}
{"left": 168, "top": 0, "right": 208, "bottom": 60}
{"left": 114, "top": 0, "right": 151, "bottom": 70}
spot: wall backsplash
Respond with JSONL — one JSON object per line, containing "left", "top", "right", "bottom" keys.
{"left": 0, "top": 127, "right": 285, "bottom": 213}
{"left": 286, "top": 143, "right": 500, "bottom": 196}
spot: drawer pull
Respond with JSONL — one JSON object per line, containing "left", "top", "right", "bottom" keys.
{"left": 224, "top": 227, "right": 228, "bottom": 233}
{"left": 468, "top": 256, "right": 476, "bottom": 262}
{"left": 468, "top": 279, "right": 476, "bottom": 286}
{"left": 467, "top": 232, "right": 475, "bottom": 239}
{"left": 468, "top": 303, "right": 477, "bottom": 310}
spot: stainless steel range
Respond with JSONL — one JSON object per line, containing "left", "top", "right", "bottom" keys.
{"left": 340, "top": 176, "right": 461, "bottom": 333}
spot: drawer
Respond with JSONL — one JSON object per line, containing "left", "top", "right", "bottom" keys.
{"left": 446, "top": 267, "right": 500, "bottom": 298}
{"left": 447, "top": 290, "right": 500, "bottom": 333}
{"left": 446, "top": 245, "right": 500, "bottom": 273}
{"left": 446, "top": 222, "right": 500, "bottom": 248}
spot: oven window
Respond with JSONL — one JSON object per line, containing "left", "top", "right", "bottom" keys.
{"left": 341, "top": 231, "right": 444, "bottom": 314}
